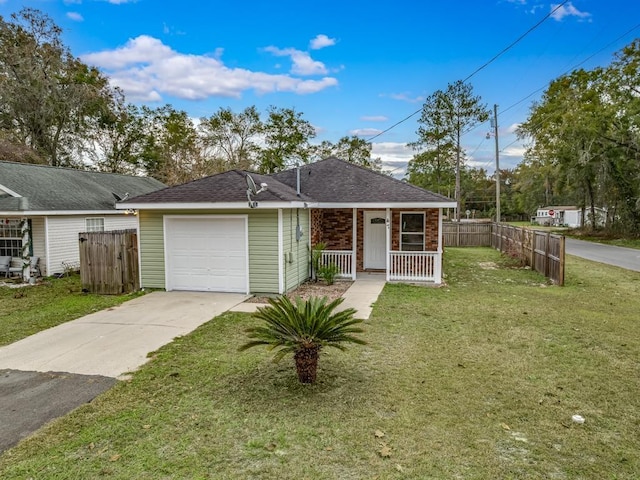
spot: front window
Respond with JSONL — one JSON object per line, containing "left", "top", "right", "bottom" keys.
{"left": 85, "top": 218, "right": 105, "bottom": 232}
{"left": 0, "top": 219, "right": 23, "bottom": 257}
{"left": 401, "top": 213, "right": 424, "bottom": 251}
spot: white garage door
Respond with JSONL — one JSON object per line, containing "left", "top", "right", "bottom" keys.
{"left": 164, "top": 216, "right": 248, "bottom": 293}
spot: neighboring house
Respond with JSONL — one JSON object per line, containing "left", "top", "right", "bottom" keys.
{"left": 534, "top": 206, "right": 605, "bottom": 228}
{"left": 0, "top": 161, "right": 165, "bottom": 276}
{"left": 119, "top": 157, "right": 456, "bottom": 295}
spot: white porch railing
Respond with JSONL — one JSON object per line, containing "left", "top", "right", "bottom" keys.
{"left": 321, "top": 250, "right": 354, "bottom": 279}
{"left": 388, "top": 251, "right": 441, "bottom": 283}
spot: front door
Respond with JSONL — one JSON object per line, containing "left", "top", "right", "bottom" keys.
{"left": 364, "top": 211, "right": 387, "bottom": 269}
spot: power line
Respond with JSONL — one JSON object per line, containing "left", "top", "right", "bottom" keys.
{"left": 498, "top": 23, "right": 640, "bottom": 157}
{"left": 366, "top": 0, "right": 569, "bottom": 143}
{"left": 501, "top": 22, "right": 640, "bottom": 116}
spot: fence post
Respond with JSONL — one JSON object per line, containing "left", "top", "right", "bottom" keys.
{"left": 544, "top": 232, "right": 550, "bottom": 277}
{"left": 558, "top": 235, "right": 565, "bottom": 286}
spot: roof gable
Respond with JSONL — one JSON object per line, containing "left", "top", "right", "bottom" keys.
{"left": 0, "top": 161, "right": 165, "bottom": 212}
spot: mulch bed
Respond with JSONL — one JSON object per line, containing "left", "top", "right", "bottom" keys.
{"left": 245, "top": 280, "right": 353, "bottom": 304}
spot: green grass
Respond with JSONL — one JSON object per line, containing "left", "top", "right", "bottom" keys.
{"left": 1, "top": 249, "right": 639, "bottom": 479}
{"left": 0, "top": 274, "right": 143, "bottom": 346}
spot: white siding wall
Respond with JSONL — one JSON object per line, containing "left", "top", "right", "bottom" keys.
{"left": 45, "top": 214, "right": 138, "bottom": 275}
{"left": 30, "top": 217, "right": 47, "bottom": 276}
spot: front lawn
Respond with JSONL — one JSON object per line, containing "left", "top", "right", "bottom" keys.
{"left": 1, "top": 249, "right": 638, "bottom": 479}
{"left": 0, "top": 274, "right": 142, "bottom": 346}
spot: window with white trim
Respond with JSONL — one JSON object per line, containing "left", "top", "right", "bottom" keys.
{"left": 400, "top": 213, "right": 425, "bottom": 251}
{"left": 0, "top": 219, "right": 23, "bottom": 257}
{"left": 85, "top": 218, "right": 105, "bottom": 232}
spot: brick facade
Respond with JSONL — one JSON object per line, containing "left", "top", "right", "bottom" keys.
{"left": 310, "top": 208, "right": 440, "bottom": 273}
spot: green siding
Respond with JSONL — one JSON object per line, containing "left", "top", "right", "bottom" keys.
{"left": 138, "top": 209, "right": 280, "bottom": 293}
{"left": 248, "top": 210, "right": 279, "bottom": 294}
{"left": 283, "top": 208, "right": 310, "bottom": 292}
{"left": 138, "top": 210, "right": 165, "bottom": 289}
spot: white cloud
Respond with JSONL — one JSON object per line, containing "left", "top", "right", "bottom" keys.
{"left": 371, "top": 142, "right": 415, "bottom": 177}
{"left": 387, "top": 92, "right": 425, "bottom": 103}
{"left": 551, "top": 2, "right": 591, "bottom": 21}
{"left": 505, "top": 123, "right": 520, "bottom": 134}
{"left": 361, "top": 115, "right": 388, "bottom": 122}
{"left": 309, "top": 34, "right": 336, "bottom": 50}
{"left": 349, "top": 128, "right": 382, "bottom": 137}
{"left": 82, "top": 35, "right": 338, "bottom": 101}
{"left": 263, "top": 46, "right": 328, "bottom": 76}
{"left": 501, "top": 145, "right": 526, "bottom": 157}
{"left": 66, "top": 12, "right": 84, "bottom": 22}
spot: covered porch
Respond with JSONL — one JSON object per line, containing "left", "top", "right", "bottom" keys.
{"left": 310, "top": 207, "right": 444, "bottom": 284}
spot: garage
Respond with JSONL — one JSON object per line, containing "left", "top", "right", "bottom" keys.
{"left": 164, "top": 216, "right": 248, "bottom": 293}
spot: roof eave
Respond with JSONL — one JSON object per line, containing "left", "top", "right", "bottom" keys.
{"left": 0, "top": 210, "right": 133, "bottom": 216}
{"left": 117, "top": 201, "right": 310, "bottom": 210}
{"left": 312, "top": 201, "right": 457, "bottom": 209}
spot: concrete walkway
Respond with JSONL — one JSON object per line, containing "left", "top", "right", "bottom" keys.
{"left": 338, "top": 273, "right": 386, "bottom": 319}
{"left": 231, "top": 273, "right": 387, "bottom": 320}
{"left": 0, "top": 291, "right": 247, "bottom": 379}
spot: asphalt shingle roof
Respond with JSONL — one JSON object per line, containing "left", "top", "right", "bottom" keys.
{"left": 0, "top": 161, "right": 166, "bottom": 212}
{"left": 126, "top": 170, "right": 314, "bottom": 204}
{"left": 273, "top": 157, "right": 453, "bottom": 203}
{"left": 124, "top": 158, "right": 454, "bottom": 206}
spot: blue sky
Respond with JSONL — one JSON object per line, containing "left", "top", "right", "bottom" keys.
{"left": 1, "top": 0, "right": 638, "bottom": 176}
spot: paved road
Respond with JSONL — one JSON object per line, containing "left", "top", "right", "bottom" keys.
{"left": 565, "top": 238, "right": 640, "bottom": 272}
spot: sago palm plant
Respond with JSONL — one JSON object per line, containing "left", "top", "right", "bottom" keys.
{"left": 239, "top": 296, "right": 366, "bottom": 384}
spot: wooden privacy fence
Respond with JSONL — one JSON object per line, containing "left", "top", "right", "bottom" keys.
{"left": 79, "top": 229, "right": 139, "bottom": 294}
{"left": 443, "top": 222, "right": 565, "bottom": 285}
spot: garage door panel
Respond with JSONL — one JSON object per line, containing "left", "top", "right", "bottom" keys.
{"left": 165, "top": 217, "right": 248, "bottom": 293}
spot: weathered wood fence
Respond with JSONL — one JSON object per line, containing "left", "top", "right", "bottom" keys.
{"left": 443, "top": 222, "right": 565, "bottom": 285}
{"left": 79, "top": 229, "right": 139, "bottom": 294}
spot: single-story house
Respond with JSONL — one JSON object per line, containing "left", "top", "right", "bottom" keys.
{"left": 534, "top": 206, "right": 606, "bottom": 228}
{"left": 119, "top": 157, "right": 456, "bottom": 295}
{"left": 0, "top": 161, "right": 165, "bottom": 277}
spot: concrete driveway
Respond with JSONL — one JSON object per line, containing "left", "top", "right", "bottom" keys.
{"left": 0, "top": 291, "right": 247, "bottom": 452}
{"left": 0, "top": 291, "right": 248, "bottom": 379}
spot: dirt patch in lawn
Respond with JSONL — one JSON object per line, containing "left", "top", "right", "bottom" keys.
{"left": 246, "top": 280, "right": 353, "bottom": 304}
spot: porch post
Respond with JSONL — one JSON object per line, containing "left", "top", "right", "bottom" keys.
{"left": 385, "top": 208, "right": 391, "bottom": 281}
{"left": 435, "top": 208, "right": 443, "bottom": 284}
{"left": 351, "top": 208, "right": 357, "bottom": 280}
{"left": 21, "top": 217, "right": 31, "bottom": 282}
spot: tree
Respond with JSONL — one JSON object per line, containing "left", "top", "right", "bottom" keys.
{"left": 0, "top": 8, "right": 113, "bottom": 166}
{"left": 518, "top": 40, "right": 640, "bottom": 234}
{"left": 199, "top": 106, "right": 263, "bottom": 172}
{"left": 239, "top": 296, "right": 366, "bottom": 384}
{"left": 259, "top": 106, "right": 316, "bottom": 173}
{"left": 139, "top": 105, "right": 205, "bottom": 185}
{"left": 83, "top": 91, "right": 147, "bottom": 174}
{"left": 406, "top": 149, "right": 456, "bottom": 197}
{"left": 413, "top": 80, "right": 489, "bottom": 220}
{"left": 331, "top": 136, "right": 381, "bottom": 170}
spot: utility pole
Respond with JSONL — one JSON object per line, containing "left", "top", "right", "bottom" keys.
{"left": 492, "top": 104, "right": 501, "bottom": 224}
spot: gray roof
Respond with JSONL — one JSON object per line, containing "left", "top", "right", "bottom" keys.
{"left": 273, "top": 157, "right": 453, "bottom": 203}
{"left": 0, "top": 161, "right": 166, "bottom": 212}
{"left": 127, "top": 170, "right": 314, "bottom": 204}
{"left": 124, "top": 158, "right": 454, "bottom": 206}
